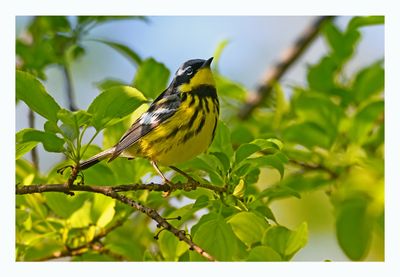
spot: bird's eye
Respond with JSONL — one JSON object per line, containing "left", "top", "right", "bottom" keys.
{"left": 186, "top": 67, "right": 193, "bottom": 75}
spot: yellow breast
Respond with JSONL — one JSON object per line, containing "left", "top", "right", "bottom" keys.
{"left": 124, "top": 93, "right": 219, "bottom": 166}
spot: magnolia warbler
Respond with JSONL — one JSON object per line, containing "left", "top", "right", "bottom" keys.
{"left": 79, "top": 57, "right": 219, "bottom": 185}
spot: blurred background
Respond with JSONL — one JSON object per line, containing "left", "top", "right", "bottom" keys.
{"left": 15, "top": 16, "right": 384, "bottom": 261}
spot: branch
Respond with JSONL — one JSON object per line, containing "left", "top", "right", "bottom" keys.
{"left": 16, "top": 182, "right": 217, "bottom": 261}
{"left": 61, "top": 62, "right": 78, "bottom": 111}
{"left": 28, "top": 109, "right": 39, "bottom": 169}
{"left": 16, "top": 181, "right": 226, "bottom": 195}
{"left": 238, "top": 16, "right": 335, "bottom": 119}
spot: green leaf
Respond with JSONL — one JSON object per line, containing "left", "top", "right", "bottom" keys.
{"left": 227, "top": 211, "right": 269, "bottom": 246}
{"left": 336, "top": 196, "right": 372, "bottom": 260}
{"left": 16, "top": 159, "right": 36, "bottom": 185}
{"left": 348, "top": 100, "right": 384, "bottom": 145}
{"left": 348, "top": 16, "right": 384, "bottom": 31}
{"left": 182, "top": 154, "right": 224, "bottom": 185}
{"left": 57, "top": 109, "right": 92, "bottom": 139}
{"left": 45, "top": 192, "right": 89, "bottom": 218}
{"left": 16, "top": 141, "right": 38, "bottom": 160}
{"left": 323, "top": 22, "right": 360, "bottom": 63}
{"left": 92, "top": 39, "right": 142, "bottom": 66}
{"left": 282, "top": 122, "right": 332, "bottom": 149}
{"left": 29, "top": 16, "right": 71, "bottom": 36}
{"left": 87, "top": 86, "right": 146, "bottom": 131}
{"left": 158, "top": 231, "right": 188, "bottom": 261}
{"left": 212, "top": 39, "right": 229, "bottom": 72}
{"left": 16, "top": 70, "right": 61, "bottom": 121}
{"left": 235, "top": 138, "right": 282, "bottom": 165}
{"left": 91, "top": 194, "right": 116, "bottom": 228}
{"left": 247, "top": 246, "right": 282, "bottom": 261}
{"left": 258, "top": 185, "right": 301, "bottom": 201}
{"left": 69, "top": 201, "right": 92, "bottom": 228}
{"left": 190, "top": 213, "right": 237, "bottom": 261}
{"left": 78, "top": 16, "right": 147, "bottom": 26}
{"left": 95, "top": 78, "right": 128, "bottom": 90}
{"left": 279, "top": 171, "right": 332, "bottom": 194}
{"left": 352, "top": 62, "right": 384, "bottom": 103}
{"left": 215, "top": 74, "right": 247, "bottom": 101}
{"left": 209, "top": 120, "right": 234, "bottom": 160}
{"left": 192, "top": 195, "right": 210, "bottom": 209}
{"left": 16, "top": 129, "right": 64, "bottom": 157}
{"left": 293, "top": 95, "right": 342, "bottom": 138}
{"left": 104, "top": 218, "right": 147, "bottom": 261}
{"left": 210, "top": 151, "right": 231, "bottom": 174}
{"left": 133, "top": 58, "right": 170, "bottom": 99}
{"left": 307, "top": 56, "right": 338, "bottom": 92}
{"left": 249, "top": 154, "right": 286, "bottom": 179}
{"left": 262, "top": 222, "right": 308, "bottom": 260}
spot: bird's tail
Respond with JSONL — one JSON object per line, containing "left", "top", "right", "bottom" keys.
{"left": 79, "top": 147, "right": 116, "bottom": 170}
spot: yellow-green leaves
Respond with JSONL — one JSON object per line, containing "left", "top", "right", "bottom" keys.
{"left": 262, "top": 222, "right": 308, "bottom": 261}
{"left": 88, "top": 86, "right": 146, "bottom": 131}
{"left": 190, "top": 213, "right": 237, "bottom": 261}
{"left": 16, "top": 70, "right": 61, "bottom": 122}
{"left": 227, "top": 212, "right": 269, "bottom": 247}
{"left": 336, "top": 196, "right": 373, "bottom": 260}
{"left": 16, "top": 129, "right": 64, "bottom": 159}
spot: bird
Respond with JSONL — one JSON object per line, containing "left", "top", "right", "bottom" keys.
{"left": 78, "top": 57, "right": 219, "bottom": 187}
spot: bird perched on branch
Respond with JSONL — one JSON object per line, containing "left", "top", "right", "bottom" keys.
{"left": 78, "top": 57, "right": 219, "bottom": 189}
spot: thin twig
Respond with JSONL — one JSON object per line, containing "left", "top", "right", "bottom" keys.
{"left": 62, "top": 63, "right": 78, "bottom": 111}
{"left": 28, "top": 109, "right": 39, "bottom": 169}
{"left": 238, "top": 16, "right": 335, "bottom": 119}
{"left": 16, "top": 182, "right": 226, "bottom": 195}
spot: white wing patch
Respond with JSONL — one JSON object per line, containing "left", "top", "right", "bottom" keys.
{"left": 139, "top": 108, "right": 173, "bottom": 125}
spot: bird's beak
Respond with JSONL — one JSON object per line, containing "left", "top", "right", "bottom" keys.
{"left": 201, "top": 57, "right": 213, "bottom": 68}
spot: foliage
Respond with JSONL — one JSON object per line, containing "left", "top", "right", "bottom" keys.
{"left": 15, "top": 16, "right": 384, "bottom": 261}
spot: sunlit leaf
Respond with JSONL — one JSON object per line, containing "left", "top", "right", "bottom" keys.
{"left": 190, "top": 213, "right": 237, "bottom": 261}
{"left": 88, "top": 86, "right": 146, "bottom": 131}
{"left": 133, "top": 58, "right": 170, "bottom": 99}
{"left": 307, "top": 56, "right": 338, "bottom": 92}
{"left": 348, "top": 16, "right": 384, "bottom": 30}
{"left": 336, "top": 196, "right": 373, "bottom": 260}
{"left": 209, "top": 120, "right": 234, "bottom": 160}
{"left": 16, "top": 129, "right": 64, "bottom": 157}
{"left": 16, "top": 70, "right": 61, "bottom": 121}
{"left": 69, "top": 201, "right": 92, "bottom": 228}
{"left": 262, "top": 222, "right": 308, "bottom": 260}
{"left": 348, "top": 100, "right": 384, "bottom": 145}
{"left": 91, "top": 194, "right": 116, "bottom": 228}
{"left": 45, "top": 192, "right": 89, "bottom": 218}
{"left": 247, "top": 246, "right": 282, "bottom": 261}
{"left": 227, "top": 212, "right": 269, "bottom": 246}
{"left": 323, "top": 22, "right": 360, "bottom": 63}
{"left": 352, "top": 62, "right": 384, "bottom": 103}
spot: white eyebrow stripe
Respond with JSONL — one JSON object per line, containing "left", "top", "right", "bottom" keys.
{"left": 177, "top": 67, "right": 186, "bottom": 76}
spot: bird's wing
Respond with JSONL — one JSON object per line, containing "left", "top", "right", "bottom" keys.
{"left": 108, "top": 93, "right": 181, "bottom": 161}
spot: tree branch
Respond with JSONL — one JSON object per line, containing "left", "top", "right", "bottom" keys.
{"left": 28, "top": 109, "right": 39, "bottom": 169}
{"left": 238, "top": 16, "right": 335, "bottom": 119}
{"left": 16, "top": 182, "right": 217, "bottom": 261}
{"left": 16, "top": 181, "right": 226, "bottom": 195}
{"left": 62, "top": 62, "right": 78, "bottom": 111}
